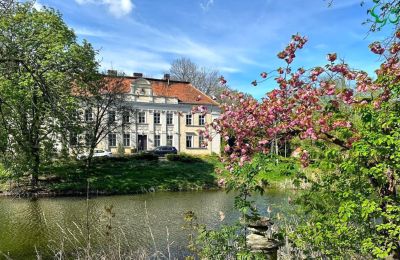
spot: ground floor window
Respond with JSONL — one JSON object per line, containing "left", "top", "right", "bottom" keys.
{"left": 108, "top": 133, "right": 116, "bottom": 147}
{"left": 167, "top": 135, "right": 173, "bottom": 146}
{"left": 199, "top": 135, "right": 206, "bottom": 148}
{"left": 154, "top": 134, "right": 160, "bottom": 147}
{"left": 186, "top": 135, "right": 193, "bottom": 148}
{"left": 123, "top": 133, "right": 130, "bottom": 147}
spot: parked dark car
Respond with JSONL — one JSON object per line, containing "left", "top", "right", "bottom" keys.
{"left": 152, "top": 146, "right": 177, "bottom": 156}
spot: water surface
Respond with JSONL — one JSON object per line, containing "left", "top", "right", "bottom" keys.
{"left": 0, "top": 190, "right": 291, "bottom": 259}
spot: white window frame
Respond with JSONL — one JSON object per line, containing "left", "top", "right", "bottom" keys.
{"left": 186, "top": 135, "right": 193, "bottom": 148}
{"left": 199, "top": 115, "right": 205, "bottom": 126}
{"left": 167, "top": 113, "right": 173, "bottom": 125}
{"left": 85, "top": 109, "right": 93, "bottom": 122}
{"left": 167, "top": 135, "right": 173, "bottom": 146}
{"left": 199, "top": 135, "right": 206, "bottom": 148}
{"left": 138, "top": 112, "right": 146, "bottom": 124}
{"left": 108, "top": 110, "right": 116, "bottom": 124}
{"left": 123, "top": 133, "right": 130, "bottom": 147}
{"left": 154, "top": 112, "right": 160, "bottom": 124}
{"left": 154, "top": 134, "right": 160, "bottom": 147}
{"left": 108, "top": 133, "right": 117, "bottom": 147}
{"left": 186, "top": 114, "right": 192, "bottom": 125}
{"left": 122, "top": 111, "right": 130, "bottom": 123}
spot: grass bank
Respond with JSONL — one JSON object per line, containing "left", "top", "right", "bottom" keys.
{"left": 38, "top": 154, "right": 223, "bottom": 194}
{"left": 0, "top": 154, "right": 301, "bottom": 196}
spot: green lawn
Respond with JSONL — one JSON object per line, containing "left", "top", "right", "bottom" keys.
{"left": 40, "top": 155, "right": 222, "bottom": 194}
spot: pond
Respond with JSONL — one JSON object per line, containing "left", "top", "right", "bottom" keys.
{"left": 0, "top": 190, "right": 293, "bottom": 259}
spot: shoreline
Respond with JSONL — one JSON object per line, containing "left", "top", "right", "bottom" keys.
{"left": 0, "top": 185, "right": 222, "bottom": 198}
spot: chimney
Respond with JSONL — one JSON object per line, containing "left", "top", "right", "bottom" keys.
{"left": 107, "top": 69, "right": 118, "bottom": 76}
{"left": 133, "top": 72, "right": 143, "bottom": 77}
{"left": 163, "top": 73, "right": 170, "bottom": 80}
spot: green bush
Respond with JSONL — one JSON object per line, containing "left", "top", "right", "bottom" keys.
{"left": 132, "top": 152, "right": 159, "bottom": 161}
{"left": 93, "top": 156, "right": 129, "bottom": 163}
{"left": 166, "top": 153, "right": 201, "bottom": 163}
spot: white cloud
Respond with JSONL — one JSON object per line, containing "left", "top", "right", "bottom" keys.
{"left": 219, "top": 67, "right": 240, "bottom": 73}
{"left": 33, "top": 0, "right": 43, "bottom": 10}
{"left": 75, "top": 0, "right": 134, "bottom": 18}
{"left": 200, "top": 0, "right": 214, "bottom": 11}
{"left": 74, "top": 27, "right": 110, "bottom": 37}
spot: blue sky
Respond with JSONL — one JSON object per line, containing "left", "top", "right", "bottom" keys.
{"left": 33, "top": 0, "right": 393, "bottom": 98}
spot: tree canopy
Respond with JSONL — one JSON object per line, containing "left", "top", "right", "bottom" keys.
{"left": 0, "top": 1, "right": 99, "bottom": 185}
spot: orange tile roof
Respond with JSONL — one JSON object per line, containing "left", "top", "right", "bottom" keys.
{"left": 107, "top": 76, "right": 219, "bottom": 106}
{"left": 151, "top": 80, "right": 219, "bottom": 105}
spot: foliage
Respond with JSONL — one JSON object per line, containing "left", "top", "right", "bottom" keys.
{"left": 166, "top": 153, "right": 201, "bottom": 163}
{"left": 117, "top": 143, "right": 125, "bottom": 157}
{"left": 183, "top": 211, "right": 247, "bottom": 260}
{"left": 0, "top": 1, "right": 98, "bottom": 185}
{"left": 206, "top": 6, "right": 400, "bottom": 257}
{"left": 133, "top": 152, "right": 159, "bottom": 161}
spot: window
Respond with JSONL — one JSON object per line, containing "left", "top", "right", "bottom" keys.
{"left": 167, "top": 135, "right": 173, "bottom": 146}
{"left": 186, "top": 135, "right": 193, "bottom": 148}
{"left": 69, "top": 132, "right": 78, "bottom": 146}
{"left": 85, "top": 133, "right": 92, "bottom": 146}
{"left": 167, "top": 113, "right": 173, "bottom": 125}
{"left": 154, "top": 112, "right": 160, "bottom": 124}
{"left": 108, "top": 133, "right": 116, "bottom": 147}
{"left": 122, "top": 111, "right": 130, "bottom": 123}
{"left": 186, "top": 114, "right": 192, "bottom": 125}
{"left": 138, "top": 112, "right": 146, "bottom": 123}
{"left": 72, "top": 110, "right": 80, "bottom": 120}
{"left": 199, "top": 135, "right": 206, "bottom": 148}
{"left": 199, "top": 115, "right": 205, "bottom": 126}
{"left": 85, "top": 109, "right": 92, "bottom": 122}
{"left": 123, "top": 133, "right": 130, "bottom": 147}
{"left": 108, "top": 111, "right": 116, "bottom": 124}
{"left": 154, "top": 135, "right": 160, "bottom": 147}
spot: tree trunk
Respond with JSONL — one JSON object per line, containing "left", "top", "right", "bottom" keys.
{"left": 30, "top": 85, "right": 40, "bottom": 188}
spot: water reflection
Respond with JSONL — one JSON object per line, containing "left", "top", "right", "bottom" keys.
{"left": 0, "top": 190, "right": 291, "bottom": 259}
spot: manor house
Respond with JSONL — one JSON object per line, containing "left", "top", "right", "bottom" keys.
{"left": 92, "top": 72, "right": 220, "bottom": 155}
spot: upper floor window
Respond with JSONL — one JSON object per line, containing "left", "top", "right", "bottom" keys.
{"left": 85, "top": 109, "right": 93, "bottom": 122}
{"left": 199, "top": 115, "right": 205, "bottom": 126}
{"left": 154, "top": 112, "right": 160, "bottom": 124}
{"left": 186, "top": 114, "right": 192, "bottom": 125}
{"left": 138, "top": 112, "right": 146, "bottom": 124}
{"left": 122, "top": 111, "right": 130, "bottom": 123}
{"left": 167, "top": 113, "right": 173, "bottom": 125}
{"left": 85, "top": 133, "right": 92, "bottom": 146}
{"left": 69, "top": 132, "right": 78, "bottom": 146}
{"left": 108, "top": 111, "right": 116, "bottom": 124}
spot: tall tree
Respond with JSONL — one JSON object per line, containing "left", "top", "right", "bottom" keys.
{"left": 0, "top": 2, "right": 98, "bottom": 186}
{"left": 72, "top": 75, "right": 131, "bottom": 168}
{"left": 169, "top": 57, "right": 227, "bottom": 98}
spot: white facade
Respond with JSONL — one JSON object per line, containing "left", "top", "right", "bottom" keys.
{"left": 93, "top": 78, "right": 220, "bottom": 155}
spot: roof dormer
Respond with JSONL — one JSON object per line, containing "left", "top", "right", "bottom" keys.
{"left": 131, "top": 78, "right": 153, "bottom": 96}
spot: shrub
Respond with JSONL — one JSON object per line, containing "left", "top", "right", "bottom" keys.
{"left": 166, "top": 153, "right": 201, "bottom": 162}
{"left": 93, "top": 156, "right": 129, "bottom": 163}
{"left": 132, "top": 152, "right": 158, "bottom": 161}
{"left": 117, "top": 143, "right": 125, "bottom": 157}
